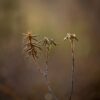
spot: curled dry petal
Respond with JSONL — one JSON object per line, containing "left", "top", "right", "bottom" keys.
{"left": 64, "top": 33, "right": 78, "bottom": 41}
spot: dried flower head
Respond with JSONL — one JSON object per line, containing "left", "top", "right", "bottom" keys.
{"left": 64, "top": 33, "right": 78, "bottom": 42}
{"left": 23, "top": 32, "right": 41, "bottom": 60}
{"left": 23, "top": 32, "right": 38, "bottom": 42}
{"left": 43, "top": 37, "right": 57, "bottom": 51}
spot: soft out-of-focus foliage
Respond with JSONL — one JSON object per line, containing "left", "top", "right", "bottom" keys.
{"left": 0, "top": 0, "right": 100, "bottom": 100}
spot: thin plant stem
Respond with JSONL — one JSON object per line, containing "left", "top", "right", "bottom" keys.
{"left": 31, "top": 52, "right": 58, "bottom": 100}
{"left": 44, "top": 48, "right": 58, "bottom": 100}
{"left": 69, "top": 40, "right": 75, "bottom": 100}
{"left": 32, "top": 58, "right": 44, "bottom": 79}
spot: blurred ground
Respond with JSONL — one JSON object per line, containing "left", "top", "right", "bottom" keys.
{"left": 0, "top": 0, "right": 100, "bottom": 100}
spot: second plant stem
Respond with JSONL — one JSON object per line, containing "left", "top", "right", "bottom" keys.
{"left": 32, "top": 52, "right": 58, "bottom": 100}
{"left": 44, "top": 49, "right": 58, "bottom": 100}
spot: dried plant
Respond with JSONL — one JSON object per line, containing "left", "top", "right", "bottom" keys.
{"left": 23, "top": 32, "right": 45, "bottom": 80}
{"left": 64, "top": 33, "right": 78, "bottom": 100}
{"left": 23, "top": 32, "right": 41, "bottom": 60}
{"left": 42, "top": 37, "right": 58, "bottom": 100}
{"left": 23, "top": 32, "right": 58, "bottom": 100}
{"left": 22, "top": 32, "right": 79, "bottom": 100}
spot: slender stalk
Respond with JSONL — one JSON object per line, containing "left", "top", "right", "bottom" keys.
{"left": 31, "top": 52, "right": 58, "bottom": 100}
{"left": 32, "top": 58, "right": 44, "bottom": 79}
{"left": 44, "top": 49, "right": 58, "bottom": 100}
{"left": 69, "top": 40, "right": 75, "bottom": 100}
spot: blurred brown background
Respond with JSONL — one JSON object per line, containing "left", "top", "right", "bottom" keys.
{"left": 0, "top": 0, "right": 100, "bottom": 100}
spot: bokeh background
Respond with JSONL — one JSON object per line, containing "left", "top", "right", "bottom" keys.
{"left": 0, "top": 0, "right": 100, "bottom": 100}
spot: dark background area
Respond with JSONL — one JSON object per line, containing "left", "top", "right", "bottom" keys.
{"left": 0, "top": 0, "right": 100, "bottom": 100}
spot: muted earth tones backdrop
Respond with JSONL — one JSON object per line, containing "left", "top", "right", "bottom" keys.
{"left": 0, "top": 0, "right": 100, "bottom": 100}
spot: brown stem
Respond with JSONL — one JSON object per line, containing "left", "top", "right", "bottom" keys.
{"left": 44, "top": 49, "right": 58, "bottom": 100}
{"left": 69, "top": 40, "right": 75, "bottom": 100}
{"left": 32, "top": 56, "right": 58, "bottom": 100}
{"left": 32, "top": 58, "right": 44, "bottom": 79}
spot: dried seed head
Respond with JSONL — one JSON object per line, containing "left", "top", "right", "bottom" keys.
{"left": 43, "top": 37, "right": 56, "bottom": 51}
{"left": 23, "top": 32, "right": 38, "bottom": 42}
{"left": 64, "top": 33, "right": 78, "bottom": 42}
{"left": 43, "top": 37, "right": 50, "bottom": 46}
{"left": 23, "top": 32, "right": 41, "bottom": 60}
